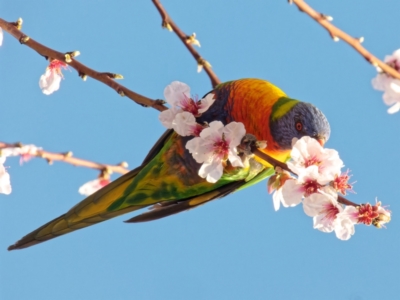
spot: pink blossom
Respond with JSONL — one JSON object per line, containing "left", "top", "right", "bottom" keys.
{"left": 371, "top": 49, "right": 400, "bottom": 114}
{"left": 303, "top": 189, "right": 341, "bottom": 231}
{"left": 164, "top": 81, "right": 191, "bottom": 108}
{"left": 303, "top": 190, "right": 357, "bottom": 240}
{"left": 288, "top": 136, "right": 343, "bottom": 184}
{"left": 159, "top": 106, "right": 181, "bottom": 129}
{"left": 78, "top": 178, "right": 110, "bottom": 196}
{"left": 382, "top": 85, "right": 400, "bottom": 114}
{"left": 332, "top": 211, "right": 356, "bottom": 240}
{"left": 0, "top": 157, "right": 11, "bottom": 195}
{"left": 171, "top": 112, "right": 204, "bottom": 137}
{"left": 159, "top": 81, "right": 215, "bottom": 129}
{"left": 273, "top": 166, "right": 320, "bottom": 209}
{"left": 39, "top": 59, "right": 68, "bottom": 95}
{"left": 185, "top": 121, "right": 245, "bottom": 183}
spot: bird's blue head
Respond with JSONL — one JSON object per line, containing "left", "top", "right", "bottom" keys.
{"left": 270, "top": 98, "right": 330, "bottom": 150}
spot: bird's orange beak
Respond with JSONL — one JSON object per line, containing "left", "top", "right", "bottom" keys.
{"left": 317, "top": 138, "right": 325, "bottom": 147}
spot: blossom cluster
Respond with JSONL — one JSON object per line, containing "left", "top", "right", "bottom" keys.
{"left": 372, "top": 49, "right": 400, "bottom": 114}
{"left": 159, "top": 81, "right": 246, "bottom": 183}
{"left": 268, "top": 136, "right": 391, "bottom": 240}
{"left": 0, "top": 144, "right": 110, "bottom": 197}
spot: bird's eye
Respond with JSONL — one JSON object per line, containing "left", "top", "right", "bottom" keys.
{"left": 295, "top": 121, "right": 303, "bottom": 132}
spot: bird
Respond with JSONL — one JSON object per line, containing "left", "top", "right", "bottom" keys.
{"left": 8, "top": 78, "right": 330, "bottom": 250}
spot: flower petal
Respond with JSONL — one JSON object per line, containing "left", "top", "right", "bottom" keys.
{"left": 198, "top": 160, "right": 223, "bottom": 183}
{"left": 171, "top": 111, "right": 198, "bottom": 136}
{"left": 333, "top": 214, "right": 355, "bottom": 240}
{"left": 387, "top": 102, "right": 400, "bottom": 114}
{"left": 280, "top": 179, "right": 303, "bottom": 207}
{"left": 78, "top": 178, "right": 110, "bottom": 196}
{"left": 197, "top": 93, "right": 216, "bottom": 113}
{"left": 39, "top": 69, "right": 62, "bottom": 95}
{"left": 164, "top": 81, "right": 191, "bottom": 106}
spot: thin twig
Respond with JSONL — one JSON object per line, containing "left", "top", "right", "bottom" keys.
{"left": 290, "top": 0, "right": 400, "bottom": 79}
{"left": 152, "top": 0, "right": 221, "bottom": 88}
{"left": 0, "top": 18, "right": 168, "bottom": 112}
{"left": 0, "top": 142, "right": 129, "bottom": 175}
{"left": 253, "top": 148, "right": 358, "bottom": 207}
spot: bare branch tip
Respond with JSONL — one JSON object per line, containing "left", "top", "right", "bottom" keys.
{"left": 70, "top": 50, "right": 81, "bottom": 58}
{"left": 186, "top": 33, "right": 201, "bottom": 47}
{"left": 78, "top": 72, "right": 87, "bottom": 81}
{"left": 10, "top": 17, "right": 24, "bottom": 30}
{"left": 154, "top": 99, "right": 166, "bottom": 106}
{"left": 320, "top": 14, "right": 333, "bottom": 22}
{"left": 63, "top": 151, "right": 73, "bottom": 158}
{"left": 197, "top": 58, "right": 212, "bottom": 73}
{"left": 16, "top": 17, "right": 23, "bottom": 30}
{"left": 64, "top": 53, "right": 72, "bottom": 63}
{"left": 19, "top": 35, "right": 30, "bottom": 44}
{"left": 331, "top": 35, "right": 340, "bottom": 42}
{"left": 162, "top": 21, "right": 173, "bottom": 32}
{"left": 119, "top": 161, "right": 129, "bottom": 168}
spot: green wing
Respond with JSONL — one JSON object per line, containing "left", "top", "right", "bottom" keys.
{"left": 8, "top": 130, "right": 274, "bottom": 250}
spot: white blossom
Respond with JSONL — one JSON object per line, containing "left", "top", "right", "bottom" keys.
{"left": 371, "top": 49, "right": 400, "bottom": 114}
{"left": 164, "top": 81, "right": 191, "bottom": 107}
{"left": 39, "top": 60, "right": 68, "bottom": 95}
{"left": 288, "top": 136, "right": 343, "bottom": 184}
{"left": 78, "top": 178, "right": 110, "bottom": 196}
{"left": 332, "top": 210, "right": 356, "bottom": 240}
{"left": 159, "top": 82, "right": 215, "bottom": 132}
{"left": 159, "top": 106, "right": 181, "bottom": 129}
{"left": 303, "top": 190, "right": 357, "bottom": 240}
{"left": 0, "top": 28, "right": 3, "bottom": 46}
{"left": 171, "top": 111, "right": 203, "bottom": 136}
{"left": 186, "top": 121, "right": 245, "bottom": 183}
{"left": 383, "top": 87, "right": 400, "bottom": 114}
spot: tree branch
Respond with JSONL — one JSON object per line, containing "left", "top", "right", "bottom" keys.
{"left": 152, "top": 0, "right": 221, "bottom": 88}
{"left": 290, "top": 0, "right": 400, "bottom": 79}
{"left": 0, "top": 18, "right": 168, "bottom": 112}
{"left": 0, "top": 142, "right": 129, "bottom": 175}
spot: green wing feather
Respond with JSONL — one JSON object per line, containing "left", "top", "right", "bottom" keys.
{"left": 8, "top": 129, "right": 273, "bottom": 250}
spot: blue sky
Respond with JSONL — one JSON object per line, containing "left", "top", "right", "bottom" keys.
{"left": 1, "top": 0, "right": 400, "bottom": 299}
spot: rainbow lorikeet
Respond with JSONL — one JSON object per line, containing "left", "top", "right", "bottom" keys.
{"left": 8, "top": 78, "right": 330, "bottom": 250}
